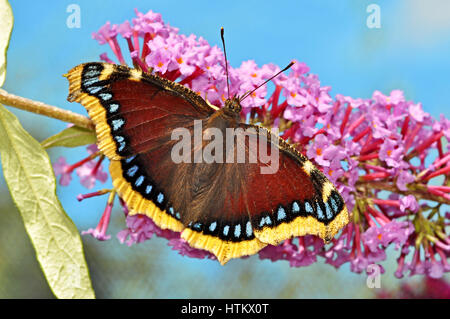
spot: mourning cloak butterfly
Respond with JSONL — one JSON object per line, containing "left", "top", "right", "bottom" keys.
{"left": 64, "top": 61, "right": 349, "bottom": 264}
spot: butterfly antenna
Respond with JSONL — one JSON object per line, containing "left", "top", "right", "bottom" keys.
{"left": 240, "top": 61, "right": 295, "bottom": 102}
{"left": 221, "top": 27, "right": 231, "bottom": 100}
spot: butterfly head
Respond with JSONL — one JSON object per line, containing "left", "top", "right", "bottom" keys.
{"left": 224, "top": 96, "right": 242, "bottom": 113}
{"left": 220, "top": 28, "right": 293, "bottom": 116}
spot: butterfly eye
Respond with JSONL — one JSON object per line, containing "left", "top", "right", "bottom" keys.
{"left": 226, "top": 97, "right": 241, "bottom": 112}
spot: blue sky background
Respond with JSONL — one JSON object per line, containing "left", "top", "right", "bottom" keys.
{"left": 2, "top": 0, "right": 450, "bottom": 298}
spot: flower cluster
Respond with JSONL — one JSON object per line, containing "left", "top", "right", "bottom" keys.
{"left": 53, "top": 144, "right": 107, "bottom": 189}
{"left": 54, "top": 9, "right": 450, "bottom": 278}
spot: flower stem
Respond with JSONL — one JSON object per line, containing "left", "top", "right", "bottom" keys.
{"left": 355, "top": 179, "right": 450, "bottom": 205}
{"left": 0, "top": 89, "right": 94, "bottom": 130}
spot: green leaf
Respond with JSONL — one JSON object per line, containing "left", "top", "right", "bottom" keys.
{"left": 0, "top": 0, "right": 13, "bottom": 87}
{"left": 41, "top": 125, "right": 96, "bottom": 149}
{"left": 0, "top": 104, "right": 95, "bottom": 299}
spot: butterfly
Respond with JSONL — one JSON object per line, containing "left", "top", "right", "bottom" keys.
{"left": 64, "top": 60, "right": 349, "bottom": 264}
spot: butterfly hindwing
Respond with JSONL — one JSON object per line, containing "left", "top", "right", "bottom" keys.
{"left": 239, "top": 124, "right": 349, "bottom": 245}
{"left": 179, "top": 123, "right": 349, "bottom": 263}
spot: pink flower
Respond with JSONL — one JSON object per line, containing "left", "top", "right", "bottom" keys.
{"left": 408, "top": 102, "right": 428, "bottom": 122}
{"left": 362, "top": 221, "right": 414, "bottom": 252}
{"left": 379, "top": 138, "right": 404, "bottom": 168}
{"left": 399, "top": 195, "right": 419, "bottom": 212}
{"left": 306, "top": 133, "right": 331, "bottom": 166}
{"left": 86, "top": 144, "right": 100, "bottom": 155}
{"left": 117, "top": 20, "right": 133, "bottom": 39}
{"left": 53, "top": 156, "right": 72, "bottom": 186}
{"left": 167, "top": 238, "right": 215, "bottom": 260}
{"left": 323, "top": 233, "right": 351, "bottom": 268}
{"left": 259, "top": 237, "right": 322, "bottom": 267}
{"left": 117, "top": 211, "right": 215, "bottom": 260}
{"left": 372, "top": 90, "right": 404, "bottom": 106}
{"left": 82, "top": 197, "right": 113, "bottom": 241}
{"left": 92, "top": 21, "right": 118, "bottom": 45}
{"left": 291, "top": 60, "right": 310, "bottom": 76}
{"left": 76, "top": 157, "right": 108, "bottom": 189}
{"left": 396, "top": 169, "right": 415, "bottom": 191}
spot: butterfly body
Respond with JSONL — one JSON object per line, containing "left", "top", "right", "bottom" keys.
{"left": 65, "top": 62, "right": 349, "bottom": 264}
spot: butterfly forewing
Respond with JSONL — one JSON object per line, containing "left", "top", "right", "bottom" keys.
{"left": 65, "top": 62, "right": 214, "bottom": 159}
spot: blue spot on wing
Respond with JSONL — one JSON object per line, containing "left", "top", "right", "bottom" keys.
{"left": 330, "top": 196, "right": 338, "bottom": 213}
{"left": 99, "top": 93, "right": 112, "bottom": 101}
{"left": 86, "top": 86, "right": 102, "bottom": 94}
{"left": 209, "top": 222, "right": 217, "bottom": 232}
{"left": 157, "top": 193, "right": 164, "bottom": 204}
{"left": 325, "top": 202, "right": 333, "bottom": 219}
{"left": 135, "top": 175, "right": 144, "bottom": 187}
{"left": 292, "top": 201, "right": 300, "bottom": 214}
{"left": 112, "top": 118, "right": 124, "bottom": 131}
{"left": 246, "top": 221, "right": 252, "bottom": 237}
{"left": 84, "top": 69, "right": 101, "bottom": 78}
{"left": 127, "top": 165, "right": 138, "bottom": 177}
{"left": 114, "top": 135, "right": 126, "bottom": 152}
{"left": 316, "top": 202, "right": 325, "bottom": 219}
{"left": 125, "top": 155, "right": 136, "bottom": 163}
{"left": 259, "top": 218, "right": 265, "bottom": 227}
{"left": 277, "top": 206, "right": 286, "bottom": 221}
{"left": 305, "top": 202, "right": 314, "bottom": 214}
{"left": 234, "top": 224, "right": 241, "bottom": 238}
{"left": 109, "top": 103, "right": 119, "bottom": 113}
{"left": 83, "top": 77, "right": 99, "bottom": 87}
{"left": 223, "top": 225, "right": 230, "bottom": 236}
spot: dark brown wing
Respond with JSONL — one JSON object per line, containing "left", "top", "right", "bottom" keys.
{"left": 65, "top": 62, "right": 216, "bottom": 235}
{"left": 179, "top": 122, "right": 349, "bottom": 264}
{"left": 65, "top": 62, "right": 214, "bottom": 160}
